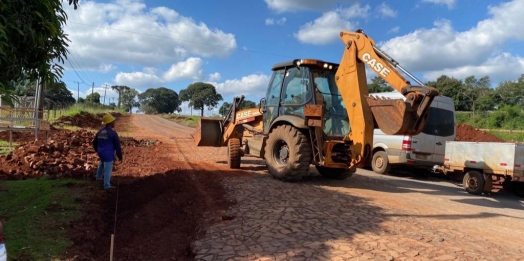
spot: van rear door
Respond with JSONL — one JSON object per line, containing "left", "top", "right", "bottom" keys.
{"left": 409, "top": 103, "right": 438, "bottom": 162}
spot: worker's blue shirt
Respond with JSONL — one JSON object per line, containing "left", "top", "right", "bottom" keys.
{"left": 92, "top": 127, "right": 123, "bottom": 162}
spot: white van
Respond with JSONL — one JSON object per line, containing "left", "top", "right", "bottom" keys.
{"left": 368, "top": 91, "right": 456, "bottom": 175}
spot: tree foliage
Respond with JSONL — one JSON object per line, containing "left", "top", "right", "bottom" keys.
{"left": 137, "top": 87, "right": 181, "bottom": 114}
{"left": 86, "top": 93, "right": 101, "bottom": 104}
{"left": 0, "top": 0, "right": 80, "bottom": 105}
{"left": 179, "top": 82, "right": 223, "bottom": 116}
{"left": 368, "top": 76, "right": 393, "bottom": 93}
{"left": 110, "top": 85, "right": 139, "bottom": 112}
{"left": 218, "top": 99, "right": 257, "bottom": 116}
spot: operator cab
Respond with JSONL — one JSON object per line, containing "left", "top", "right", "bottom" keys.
{"left": 263, "top": 59, "right": 349, "bottom": 138}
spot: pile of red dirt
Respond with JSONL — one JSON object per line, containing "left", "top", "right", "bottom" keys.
{"left": 455, "top": 123, "right": 505, "bottom": 142}
{"left": 53, "top": 111, "right": 123, "bottom": 129}
{"left": 0, "top": 129, "right": 158, "bottom": 180}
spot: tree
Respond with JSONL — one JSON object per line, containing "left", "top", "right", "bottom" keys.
{"left": 179, "top": 82, "right": 223, "bottom": 116}
{"left": 242, "top": 100, "right": 257, "bottom": 109}
{"left": 111, "top": 85, "right": 130, "bottom": 108}
{"left": 137, "top": 87, "right": 181, "bottom": 114}
{"left": 86, "top": 93, "right": 101, "bottom": 104}
{"left": 0, "top": 0, "right": 80, "bottom": 106}
{"left": 77, "top": 97, "right": 86, "bottom": 103}
{"left": 368, "top": 76, "right": 393, "bottom": 93}
{"left": 219, "top": 102, "right": 231, "bottom": 116}
{"left": 461, "top": 75, "right": 492, "bottom": 114}
{"left": 426, "top": 75, "right": 467, "bottom": 110}
{"left": 494, "top": 74, "right": 524, "bottom": 108}
{"left": 118, "top": 87, "right": 139, "bottom": 112}
{"left": 45, "top": 81, "right": 76, "bottom": 108}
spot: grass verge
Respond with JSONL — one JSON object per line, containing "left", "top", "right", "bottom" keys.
{"left": 0, "top": 177, "right": 86, "bottom": 260}
{"left": 161, "top": 114, "right": 201, "bottom": 128}
{"left": 0, "top": 140, "right": 18, "bottom": 155}
{"left": 489, "top": 131, "right": 524, "bottom": 142}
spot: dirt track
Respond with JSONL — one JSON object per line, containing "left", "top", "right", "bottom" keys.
{"left": 109, "top": 115, "right": 523, "bottom": 260}
{"left": 3, "top": 114, "right": 524, "bottom": 260}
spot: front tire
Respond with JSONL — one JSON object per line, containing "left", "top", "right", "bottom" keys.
{"left": 264, "top": 125, "right": 312, "bottom": 181}
{"left": 463, "top": 171, "right": 485, "bottom": 195}
{"left": 316, "top": 166, "right": 354, "bottom": 180}
{"left": 371, "top": 150, "right": 390, "bottom": 174}
{"left": 227, "top": 138, "right": 241, "bottom": 169}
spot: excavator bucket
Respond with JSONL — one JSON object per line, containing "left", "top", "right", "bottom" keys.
{"left": 367, "top": 97, "right": 426, "bottom": 136}
{"left": 191, "top": 117, "right": 223, "bottom": 147}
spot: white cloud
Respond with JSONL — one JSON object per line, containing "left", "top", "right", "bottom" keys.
{"left": 112, "top": 57, "right": 204, "bottom": 87}
{"left": 377, "top": 3, "right": 397, "bottom": 18}
{"left": 421, "top": 0, "right": 456, "bottom": 9}
{"left": 265, "top": 17, "right": 287, "bottom": 25}
{"left": 163, "top": 57, "right": 204, "bottom": 81}
{"left": 114, "top": 71, "right": 163, "bottom": 88}
{"left": 62, "top": 0, "right": 237, "bottom": 71}
{"left": 423, "top": 53, "right": 524, "bottom": 84}
{"left": 209, "top": 74, "right": 271, "bottom": 98}
{"left": 295, "top": 3, "right": 370, "bottom": 45}
{"left": 264, "top": 0, "right": 362, "bottom": 13}
{"left": 208, "top": 72, "right": 221, "bottom": 82}
{"left": 98, "top": 63, "right": 117, "bottom": 73}
{"left": 388, "top": 26, "right": 400, "bottom": 34}
{"left": 378, "top": 0, "right": 524, "bottom": 83}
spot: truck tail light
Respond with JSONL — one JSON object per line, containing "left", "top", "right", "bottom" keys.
{"left": 402, "top": 136, "right": 412, "bottom": 151}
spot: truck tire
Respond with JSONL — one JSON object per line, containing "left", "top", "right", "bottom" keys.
{"left": 463, "top": 170, "right": 485, "bottom": 195}
{"left": 316, "top": 166, "right": 354, "bottom": 180}
{"left": 264, "top": 125, "right": 311, "bottom": 181}
{"left": 371, "top": 150, "right": 390, "bottom": 174}
{"left": 227, "top": 138, "right": 241, "bottom": 169}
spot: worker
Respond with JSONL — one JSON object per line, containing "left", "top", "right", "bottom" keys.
{"left": 92, "top": 114, "right": 123, "bottom": 190}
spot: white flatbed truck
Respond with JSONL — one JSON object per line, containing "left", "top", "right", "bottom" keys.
{"left": 433, "top": 141, "right": 524, "bottom": 195}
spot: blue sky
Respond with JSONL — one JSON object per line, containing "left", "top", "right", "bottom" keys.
{"left": 60, "top": 0, "right": 524, "bottom": 115}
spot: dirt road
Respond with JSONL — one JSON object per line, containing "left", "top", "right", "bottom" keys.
{"left": 81, "top": 114, "right": 524, "bottom": 260}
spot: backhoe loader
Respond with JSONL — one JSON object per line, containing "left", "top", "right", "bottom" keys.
{"left": 192, "top": 29, "right": 439, "bottom": 181}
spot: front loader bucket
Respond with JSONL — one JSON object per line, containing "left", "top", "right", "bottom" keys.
{"left": 191, "top": 117, "right": 223, "bottom": 147}
{"left": 367, "top": 97, "right": 426, "bottom": 136}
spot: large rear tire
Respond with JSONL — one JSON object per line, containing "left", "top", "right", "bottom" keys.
{"left": 371, "top": 150, "right": 391, "bottom": 174}
{"left": 264, "top": 125, "right": 312, "bottom": 181}
{"left": 316, "top": 166, "right": 354, "bottom": 180}
{"left": 227, "top": 138, "right": 241, "bottom": 169}
{"left": 463, "top": 171, "right": 485, "bottom": 195}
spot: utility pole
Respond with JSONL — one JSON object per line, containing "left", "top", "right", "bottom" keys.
{"left": 74, "top": 81, "right": 80, "bottom": 103}
{"left": 91, "top": 82, "right": 94, "bottom": 108}
{"left": 102, "top": 84, "right": 110, "bottom": 105}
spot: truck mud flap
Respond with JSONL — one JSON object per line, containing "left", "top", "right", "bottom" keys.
{"left": 191, "top": 117, "right": 223, "bottom": 147}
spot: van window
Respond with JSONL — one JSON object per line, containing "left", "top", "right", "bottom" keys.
{"left": 422, "top": 107, "right": 455, "bottom": 137}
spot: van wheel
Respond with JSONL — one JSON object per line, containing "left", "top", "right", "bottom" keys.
{"left": 316, "top": 166, "right": 354, "bottom": 180}
{"left": 227, "top": 138, "right": 241, "bottom": 169}
{"left": 371, "top": 151, "right": 390, "bottom": 174}
{"left": 264, "top": 125, "right": 312, "bottom": 181}
{"left": 463, "top": 171, "right": 485, "bottom": 195}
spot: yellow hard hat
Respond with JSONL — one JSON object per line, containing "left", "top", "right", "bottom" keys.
{"left": 102, "top": 114, "right": 116, "bottom": 125}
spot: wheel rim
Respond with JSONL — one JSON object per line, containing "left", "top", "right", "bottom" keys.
{"left": 272, "top": 140, "right": 289, "bottom": 166}
{"left": 467, "top": 176, "right": 479, "bottom": 190}
{"left": 375, "top": 157, "right": 384, "bottom": 169}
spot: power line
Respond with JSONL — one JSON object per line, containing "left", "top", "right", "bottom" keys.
{"left": 69, "top": 21, "right": 295, "bottom": 59}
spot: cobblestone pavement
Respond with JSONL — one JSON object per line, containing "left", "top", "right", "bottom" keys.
{"left": 191, "top": 159, "right": 524, "bottom": 261}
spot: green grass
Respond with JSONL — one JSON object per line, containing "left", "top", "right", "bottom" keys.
{"left": 0, "top": 140, "right": 18, "bottom": 154}
{"left": 0, "top": 178, "right": 87, "bottom": 260}
{"left": 162, "top": 114, "right": 201, "bottom": 128}
{"left": 488, "top": 131, "right": 524, "bottom": 142}
{"left": 47, "top": 104, "right": 126, "bottom": 122}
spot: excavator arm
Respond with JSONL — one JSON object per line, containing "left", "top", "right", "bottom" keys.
{"left": 334, "top": 29, "right": 439, "bottom": 168}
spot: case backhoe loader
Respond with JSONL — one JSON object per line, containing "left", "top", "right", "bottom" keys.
{"left": 192, "top": 29, "right": 439, "bottom": 181}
